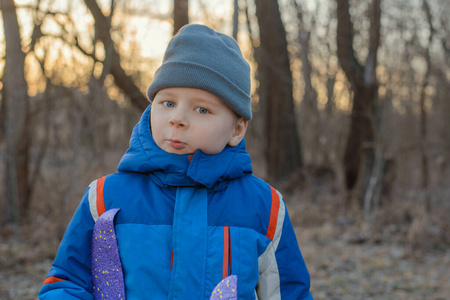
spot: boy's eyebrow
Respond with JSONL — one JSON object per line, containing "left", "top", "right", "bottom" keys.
{"left": 155, "top": 90, "right": 175, "bottom": 97}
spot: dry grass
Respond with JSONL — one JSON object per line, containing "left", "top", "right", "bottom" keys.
{"left": 297, "top": 221, "right": 450, "bottom": 300}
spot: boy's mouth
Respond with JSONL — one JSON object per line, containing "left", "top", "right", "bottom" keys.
{"left": 168, "top": 139, "right": 186, "bottom": 150}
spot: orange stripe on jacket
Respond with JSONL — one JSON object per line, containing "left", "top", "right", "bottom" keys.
{"left": 266, "top": 187, "right": 280, "bottom": 240}
{"left": 96, "top": 176, "right": 106, "bottom": 217}
{"left": 43, "top": 276, "right": 66, "bottom": 285}
{"left": 223, "top": 226, "right": 230, "bottom": 279}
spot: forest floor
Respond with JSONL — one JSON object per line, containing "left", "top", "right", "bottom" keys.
{"left": 0, "top": 202, "right": 449, "bottom": 300}
{"left": 297, "top": 224, "right": 449, "bottom": 300}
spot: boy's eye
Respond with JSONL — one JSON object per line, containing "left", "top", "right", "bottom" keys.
{"left": 163, "top": 101, "right": 175, "bottom": 108}
{"left": 195, "top": 107, "right": 210, "bottom": 115}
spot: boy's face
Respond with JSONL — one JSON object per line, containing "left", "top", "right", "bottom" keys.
{"left": 151, "top": 87, "right": 248, "bottom": 155}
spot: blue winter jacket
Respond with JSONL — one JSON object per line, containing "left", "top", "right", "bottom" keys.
{"left": 39, "top": 105, "right": 313, "bottom": 299}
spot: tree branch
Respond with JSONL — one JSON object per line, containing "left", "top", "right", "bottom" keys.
{"left": 83, "top": 0, "right": 148, "bottom": 110}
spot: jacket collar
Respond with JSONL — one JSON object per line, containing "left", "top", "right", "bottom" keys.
{"left": 118, "top": 105, "right": 252, "bottom": 189}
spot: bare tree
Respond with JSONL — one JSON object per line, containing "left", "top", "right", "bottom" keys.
{"left": 173, "top": 0, "right": 189, "bottom": 35}
{"left": 336, "top": 0, "right": 381, "bottom": 199}
{"left": 254, "top": 0, "right": 303, "bottom": 184}
{"left": 1, "top": 0, "right": 31, "bottom": 224}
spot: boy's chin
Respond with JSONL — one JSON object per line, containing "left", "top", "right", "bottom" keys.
{"left": 162, "top": 147, "right": 196, "bottom": 155}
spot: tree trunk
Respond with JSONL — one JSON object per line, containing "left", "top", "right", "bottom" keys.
{"left": 336, "top": 0, "right": 381, "bottom": 199}
{"left": 254, "top": 0, "right": 302, "bottom": 184}
{"left": 293, "top": 0, "right": 320, "bottom": 165}
{"left": 1, "top": 0, "right": 31, "bottom": 224}
{"left": 83, "top": 0, "right": 148, "bottom": 111}
{"left": 419, "top": 0, "right": 434, "bottom": 212}
{"left": 343, "top": 85, "right": 376, "bottom": 191}
{"left": 173, "top": 0, "right": 189, "bottom": 35}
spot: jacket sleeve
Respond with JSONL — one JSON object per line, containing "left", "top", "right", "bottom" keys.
{"left": 256, "top": 194, "right": 313, "bottom": 300}
{"left": 39, "top": 187, "right": 95, "bottom": 299}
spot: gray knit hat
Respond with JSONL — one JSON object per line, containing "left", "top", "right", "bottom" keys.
{"left": 146, "top": 24, "right": 252, "bottom": 120}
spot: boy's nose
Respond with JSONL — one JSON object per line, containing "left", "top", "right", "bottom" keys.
{"left": 169, "top": 111, "right": 188, "bottom": 128}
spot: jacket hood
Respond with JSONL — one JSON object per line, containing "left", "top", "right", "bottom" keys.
{"left": 118, "top": 105, "right": 252, "bottom": 189}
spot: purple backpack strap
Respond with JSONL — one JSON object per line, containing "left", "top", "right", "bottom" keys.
{"left": 210, "top": 275, "right": 238, "bottom": 300}
{"left": 91, "top": 208, "right": 125, "bottom": 300}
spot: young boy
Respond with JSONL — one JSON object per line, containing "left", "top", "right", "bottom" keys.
{"left": 39, "top": 24, "right": 313, "bottom": 300}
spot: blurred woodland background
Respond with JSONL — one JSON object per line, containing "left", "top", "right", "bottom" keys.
{"left": 0, "top": 0, "right": 449, "bottom": 299}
